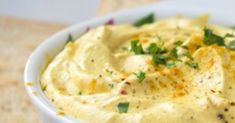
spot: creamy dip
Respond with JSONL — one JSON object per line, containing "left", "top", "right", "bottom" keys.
{"left": 41, "top": 16, "right": 235, "bottom": 123}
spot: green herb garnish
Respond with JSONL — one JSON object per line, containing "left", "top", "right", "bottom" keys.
{"left": 67, "top": 33, "right": 74, "bottom": 43}
{"left": 152, "top": 54, "right": 167, "bottom": 65}
{"left": 147, "top": 43, "right": 158, "bottom": 54}
{"left": 42, "top": 84, "right": 47, "bottom": 91}
{"left": 187, "top": 61, "right": 199, "bottom": 69}
{"left": 226, "top": 40, "right": 235, "bottom": 50}
{"left": 135, "top": 71, "right": 146, "bottom": 82}
{"left": 78, "top": 91, "right": 82, "bottom": 95}
{"left": 147, "top": 43, "right": 166, "bottom": 54}
{"left": 131, "top": 40, "right": 144, "bottom": 54}
{"left": 170, "top": 47, "right": 178, "bottom": 58}
{"left": 133, "top": 13, "right": 154, "bottom": 27}
{"left": 203, "top": 28, "right": 235, "bottom": 51}
{"left": 117, "top": 102, "right": 129, "bottom": 113}
{"left": 195, "top": 45, "right": 202, "bottom": 49}
{"left": 203, "top": 28, "right": 225, "bottom": 46}
{"left": 181, "top": 45, "right": 189, "bottom": 49}
{"left": 174, "top": 41, "right": 183, "bottom": 46}
{"left": 224, "top": 33, "right": 235, "bottom": 38}
{"left": 166, "top": 61, "right": 176, "bottom": 68}
{"left": 183, "top": 51, "right": 193, "bottom": 60}
{"left": 108, "top": 83, "right": 114, "bottom": 88}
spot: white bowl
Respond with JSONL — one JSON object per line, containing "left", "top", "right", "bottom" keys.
{"left": 24, "top": 2, "right": 235, "bottom": 123}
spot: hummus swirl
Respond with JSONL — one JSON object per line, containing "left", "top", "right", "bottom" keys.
{"left": 41, "top": 16, "right": 235, "bottom": 123}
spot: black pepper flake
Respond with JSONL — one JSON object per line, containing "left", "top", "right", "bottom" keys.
{"left": 217, "top": 113, "right": 224, "bottom": 120}
{"left": 105, "top": 69, "right": 113, "bottom": 74}
{"left": 78, "top": 91, "right": 82, "bottom": 95}
{"left": 208, "top": 76, "right": 212, "bottom": 79}
{"left": 211, "top": 89, "right": 216, "bottom": 93}
{"left": 91, "top": 59, "right": 95, "bottom": 62}
{"left": 224, "top": 108, "right": 229, "bottom": 112}
{"left": 230, "top": 102, "right": 235, "bottom": 106}
{"left": 125, "top": 81, "right": 131, "bottom": 85}
{"left": 98, "top": 74, "right": 102, "bottom": 78}
{"left": 136, "top": 105, "right": 140, "bottom": 109}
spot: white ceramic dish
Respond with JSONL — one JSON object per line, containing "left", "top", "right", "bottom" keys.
{"left": 24, "top": 2, "right": 235, "bottom": 123}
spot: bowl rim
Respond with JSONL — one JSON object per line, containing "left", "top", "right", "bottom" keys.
{"left": 24, "top": 2, "right": 235, "bottom": 123}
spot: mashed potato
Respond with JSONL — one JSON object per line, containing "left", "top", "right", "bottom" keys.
{"left": 41, "top": 16, "right": 235, "bottom": 123}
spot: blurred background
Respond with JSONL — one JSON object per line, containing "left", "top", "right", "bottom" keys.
{"left": 0, "top": 0, "right": 156, "bottom": 24}
{"left": 0, "top": 0, "right": 233, "bottom": 123}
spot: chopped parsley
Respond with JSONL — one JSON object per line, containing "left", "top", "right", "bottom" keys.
{"left": 174, "top": 41, "right": 183, "bottom": 46}
{"left": 181, "top": 45, "right": 189, "bottom": 49}
{"left": 41, "top": 84, "right": 47, "bottom": 91}
{"left": 67, "top": 33, "right": 74, "bottom": 43}
{"left": 183, "top": 51, "right": 193, "bottom": 60}
{"left": 108, "top": 83, "right": 114, "bottom": 88}
{"left": 126, "top": 24, "right": 235, "bottom": 71}
{"left": 147, "top": 43, "right": 158, "bottom": 54}
{"left": 170, "top": 47, "right": 178, "bottom": 59}
{"left": 226, "top": 40, "right": 235, "bottom": 50}
{"left": 152, "top": 54, "right": 167, "bottom": 65}
{"left": 105, "top": 69, "right": 113, "bottom": 74}
{"left": 203, "top": 28, "right": 225, "bottom": 46}
{"left": 186, "top": 61, "right": 199, "bottom": 69}
{"left": 117, "top": 102, "right": 129, "bottom": 113}
{"left": 147, "top": 43, "right": 166, "bottom": 54}
{"left": 195, "top": 44, "right": 202, "bottom": 49}
{"left": 78, "top": 91, "right": 82, "bottom": 95}
{"left": 135, "top": 71, "right": 146, "bottom": 82}
{"left": 224, "top": 33, "right": 235, "bottom": 38}
{"left": 203, "top": 28, "right": 235, "bottom": 50}
{"left": 131, "top": 40, "right": 144, "bottom": 54}
{"left": 133, "top": 13, "right": 154, "bottom": 27}
{"left": 129, "top": 39, "right": 199, "bottom": 69}
{"left": 166, "top": 61, "right": 176, "bottom": 68}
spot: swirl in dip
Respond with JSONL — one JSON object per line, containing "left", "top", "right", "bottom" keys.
{"left": 41, "top": 16, "right": 235, "bottom": 123}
